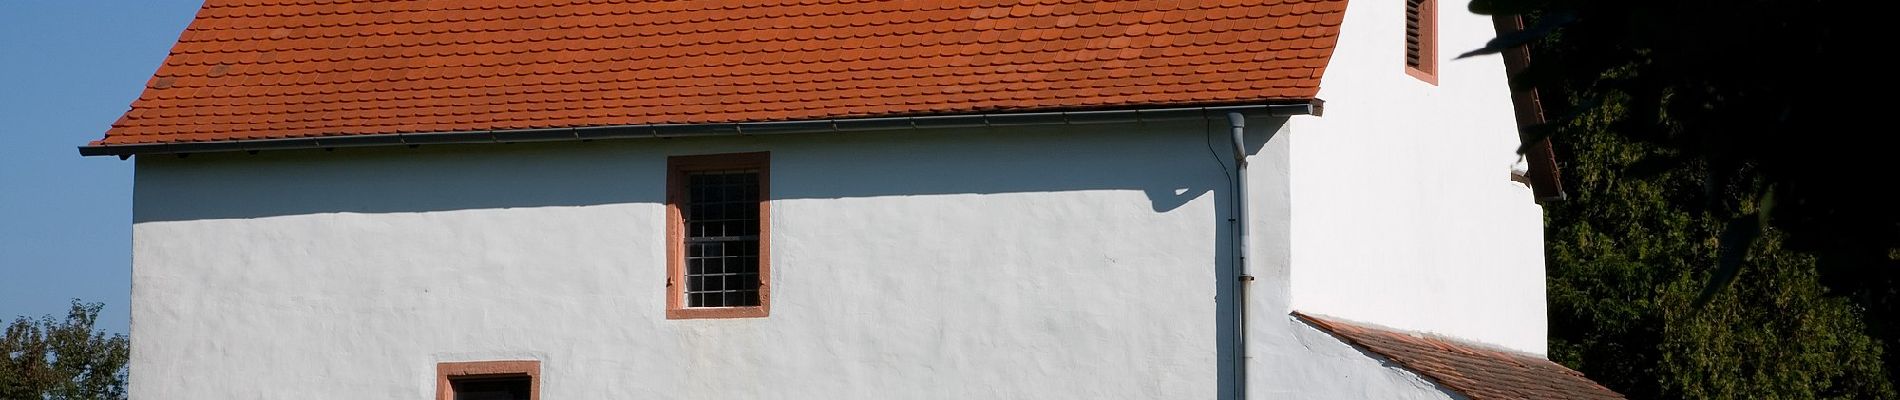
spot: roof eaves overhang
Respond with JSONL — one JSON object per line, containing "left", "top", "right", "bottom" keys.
{"left": 79, "top": 100, "right": 1322, "bottom": 158}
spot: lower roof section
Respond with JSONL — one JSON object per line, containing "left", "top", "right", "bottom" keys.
{"left": 1295, "top": 312, "right": 1625, "bottom": 400}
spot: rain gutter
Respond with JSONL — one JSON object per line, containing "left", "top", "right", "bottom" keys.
{"left": 77, "top": 102, "right": 1321, "bottom": 158}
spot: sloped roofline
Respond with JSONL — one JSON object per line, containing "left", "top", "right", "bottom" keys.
{"left": 1294, "top": 312, "right": 1625, "bottom": 400}
{"left": 80, "top": 101, "right": 1320, "bottom": 157}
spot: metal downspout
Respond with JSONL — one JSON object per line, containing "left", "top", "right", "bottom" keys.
{"left": 1226, "top": 111, "right": 1253, "bottom": 400}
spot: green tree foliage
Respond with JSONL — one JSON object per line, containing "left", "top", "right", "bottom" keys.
{"left": 1456, "top": 0, "right": 1897, "bottom": 396}
{"left": 1, "top": 300, "right": 129, "bottom": 400}
{"left": 1460, "top": 0, "right": 1896, "bottom": 306}
{"left": 1547, "top": 122, "right": 1893, "bottom": 398}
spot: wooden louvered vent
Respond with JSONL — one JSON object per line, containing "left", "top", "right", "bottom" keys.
{"left": 1406, "top": 0, "right": 1424, "bottom": 67}
{"left": 1404, "top": 0, "right": 1437, "bottom": 83}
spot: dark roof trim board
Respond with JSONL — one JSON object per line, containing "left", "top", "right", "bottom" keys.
{"left": 79, "top": 101, "right": 1320, "bottom": 157}
{"left": 1295, "top": 312, "right": 1625, "bottom": 400}
{"left": 1493, "top": 15, "right": 1566, "bottom": 202}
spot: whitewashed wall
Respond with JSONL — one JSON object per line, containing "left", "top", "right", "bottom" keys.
{"left": 122, "top": 120, "right": 1411, "bottom": 399}
{"left": 124, "top": 9, "right": 1546, "bottom": 395}
{"left": 1243, "top": 122, "right": 1467, "bottom": 400}
{"left": 1283, "top": 0, "right": 1549, "bottom": 354}
{"left": 129, "top": 118, "right": 1470, "bottom": 398}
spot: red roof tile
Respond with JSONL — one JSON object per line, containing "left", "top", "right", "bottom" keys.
{"left": 94, "top": 0, "right": 1346, "bottom": 146}
{"left": 1296, "top": 313, "right": 1625, "bottom": 400}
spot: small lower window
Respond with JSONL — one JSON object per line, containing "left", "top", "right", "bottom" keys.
{"left": 437, "top": 361, "right": 539, "bottom": 400}
{"left": 667, "top": 152, "right": 771, "bottom": 319}
{"left": 451, "top": 377, "right": 530, "bottom": 400}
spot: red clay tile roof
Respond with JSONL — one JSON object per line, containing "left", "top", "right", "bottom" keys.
{"left": 94, "top": 0, "right": 1346, "bottom": 146}
{"left": 1296, "top": 313, "right": 1625, "bottom": 400}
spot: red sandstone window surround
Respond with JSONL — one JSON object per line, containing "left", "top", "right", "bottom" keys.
{"left": 1405, "top": 0, "right": 1439, "bottom": 84}
{"left": 666, "top": 152, "right": 772, "bottom": 320}
{"left": 436, "top": 360, "right": 539, "bottom": 400}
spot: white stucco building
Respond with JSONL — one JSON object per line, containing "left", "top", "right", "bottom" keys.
{"left": 83, "top": 0, "right": 1618, "bottom": 399}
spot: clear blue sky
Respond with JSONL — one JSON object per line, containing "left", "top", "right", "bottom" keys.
{"left": 2, "top": 1, "right": 202, "bottom": 334}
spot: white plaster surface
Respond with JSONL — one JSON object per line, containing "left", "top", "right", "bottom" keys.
{"left": 1285, "top": 0, "right": 1550, "bottom": 354}
{"left": 129, "top": 117, "right": 1478, "bottom": 398}
{"left": 1243, "top": 123, "right": 1466, "bottom": 400}
{"left": 125, "top": 6, "right": 1547, "bottom": 398}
